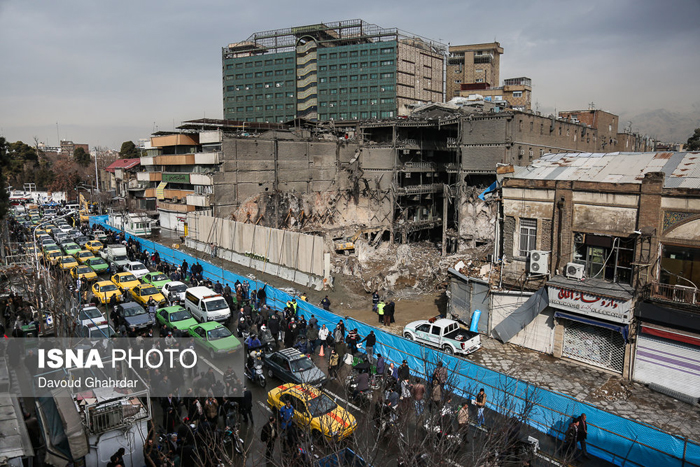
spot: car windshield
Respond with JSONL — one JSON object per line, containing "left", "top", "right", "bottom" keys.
{"left": 80, "top": 252, "right": 92, "bottom": 257}
{"left": 149, "top": 273, "right": 167, "bottom": 282}
{"left": 64, "top": 243, "right": 79, "bottom": 249}
{"left": 131, "top": 262, "right": 146, "bottom": 270}
{"left": 307, "top": 394, "right": 337, "bottom": 418}
{"left": 207, "top": 327, "right": 232, "bottom": 340}
{"left": 120, "top": 274, "right": 137, "bottom": 282}
{"left": 171, "top": 310, "right": 193, "bottom": 322}
{"left": 141, "top": 286, "right": 158, "bottom": 295}
{"left": 89, "top": 326, "right": 115, "bottom": 338}
{"left": 123, "top": 305, "right": 145, "bottom": 317}
{"left": 204, "top": 299, "right": 228, "bottom": 311}
{"left": 170, "top": 284, "right": 187, "bottom": 293}
{"left": 80, "top": 308, "right": 102, "bottom": 319}
{"left": 100, "top": 284, "right": 118, "bottom": 292}
{"left": 88, "top": 258, "right": 107, "bottom": 265}
{"left": 61, "top": 257, "right": 74, "bottom": 263}
{"left": 76, "top": 266, "right": 91, "bottom": 274}
{"left": 114, "top": 256, "right": 128, "bottom": 262}
{"left": 290, "top": 357, "right": 315, "bottom": 372}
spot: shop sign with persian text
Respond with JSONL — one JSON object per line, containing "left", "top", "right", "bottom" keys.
{"left": 548, "top": 286, "right": 631, "bottom": 324}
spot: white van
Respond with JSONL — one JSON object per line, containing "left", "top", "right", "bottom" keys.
{"left": 184, "top": 286, "right": 230, "bottom": 323}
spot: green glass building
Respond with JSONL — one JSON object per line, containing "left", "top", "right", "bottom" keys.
{"left": 222, "top": 19, "right": 445, "bottom": 123}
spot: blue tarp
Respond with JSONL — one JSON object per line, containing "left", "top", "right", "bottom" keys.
{"left": 90, "top": 216, "right": 700, "bottom": 467}
{"left": 478, "top": 181, "right": 498, "bottom": 200}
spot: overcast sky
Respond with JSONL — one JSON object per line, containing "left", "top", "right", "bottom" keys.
{"left": 1, "top": 0, "right": 698, "bottom": 150}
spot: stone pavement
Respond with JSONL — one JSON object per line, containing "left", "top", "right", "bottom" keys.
{"left": 467, "top": 336, "right": 700, "bottom": 441}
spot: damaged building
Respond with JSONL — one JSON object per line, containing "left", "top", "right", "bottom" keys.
{"left": 449, "top": 151, "right": 700, "bottom": 402}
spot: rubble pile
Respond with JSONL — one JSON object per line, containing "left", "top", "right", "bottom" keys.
{"left": 331, "top": 239, "right": 495, "bottom": 305}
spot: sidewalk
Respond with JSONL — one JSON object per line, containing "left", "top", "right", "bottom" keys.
{"left": 468, "top": 337, "right": 700, "bottom": 441}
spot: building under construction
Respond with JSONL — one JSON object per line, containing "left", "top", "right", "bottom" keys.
{"left": 222, "top": 19, "right": 445, "bottom": 123}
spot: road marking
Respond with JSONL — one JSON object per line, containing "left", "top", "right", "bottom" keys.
{"left": 257, "top": 401, "right": 271, "bottom": 413}
{"left": 199, "top": 357, "right": 224, "bottom": 375}
{"left": 323, "top": 389, "right": 364, "bottom": 413}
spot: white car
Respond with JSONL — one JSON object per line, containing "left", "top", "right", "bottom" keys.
{"left": 124, "top": 261, "right": 150, "bottom": 279}
{"left": 162, "top": 281, "right": 188, "bottom": 303}
{"left": 75, "top": 305, "right": 107, "bottom": 328}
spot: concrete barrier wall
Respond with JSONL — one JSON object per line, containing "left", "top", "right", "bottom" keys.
{"left": 186, "top": 212, "right": 325, "bottom": 277}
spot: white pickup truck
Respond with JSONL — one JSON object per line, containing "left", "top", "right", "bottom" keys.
{"left": 403, "top": 318, "right": 481, "bottom": 356}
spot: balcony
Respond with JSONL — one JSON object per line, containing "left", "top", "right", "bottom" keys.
{"left": 157, "top": 201, "right": 195, "bottom": 213}
{"left": 127, "top": 180, "right": 149, "bottom": 191}
{"left": 190, "top": 173, "right": 213, "bottom": 186}
{"left": 186, "top": 194, "right": 212, "bottom": 207}
{"left": 395, "top": 183, "right": 444, "bottom": 195}
{"left": 646, "top": 281, "right": 700, "bottom": 306}
{"left": 136, "top": 172, "right": 162, "bottom": 182}
{"left": 194, "top": 152, "right": 221, "bottom": 165}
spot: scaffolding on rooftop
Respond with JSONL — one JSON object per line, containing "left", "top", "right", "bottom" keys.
{"left": 223, "top": 19, "right": 446, "bottom": 57}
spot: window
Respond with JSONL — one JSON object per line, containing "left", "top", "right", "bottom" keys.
{"left": 340, "top": 76, "right": 348, "bottom": 82}
{"left": 340, "top": 88, "right": 348, "bottom": 94}
{"left": 574, "top": 234, "right": 634, "bottom": 284}
{"left": 360, "top": 74, "right": 368, "bottom": 80}
{"left": 513, "top": 91, "right": 523, "bottom": 98}
{"left": 350, "top": 63, "right": 359, "bottom": 68}
{"left": 350, "top": 87, "right": 358, "bottom": 93}
{"left": 266, "top": 104, "right": 273, "bottom": 110}
{"left": 265, "top": 70, "right": 273, "bottom": 76}
{"left": 340, "top": 63, "right": 348, "bottom": 70}
{"left": 349, "top": 51, "right": 358, "bottom": 57}
{"left": 254, "top": 61, "right": 262, "bottom": 66}
{"left": 339, "top": 52, "right": 348, "bottom": 58}
{"left": 319, "top": 54, "right": 327, "bottom": 60}
{"left": 329, "top": 53, "right": 337, "bottom": 59}
{"left": 380, "top": 47, "right": 393, "bottom": 54}
{"left": 519, "top": 218, "right": 537, "bottom": 256}
{"left": 330, "top": 89, "right": 338, "bottom": 94}
{"left": 319, "top": 66, "right": 327, "bottom": 71}
{"left": 275, "top": 58, "right": 284, "bottom": 64}
{"left": 455, "top": 79, "right": 462, "bottom": 84}
{"left": 370, "top": 49, "right": 378, "bottom": 55}
{"left": 361, "top": 50, "right": 368, "bottom": 56}
{"left": 285, "top": 69, "right": 294, "bottom": 75}
{"left": 246, "top": 106, "right": 253, "bottom": 111}
{"left": 245, "top": 62, "right": 253, "bottom": 68}
{"left": 380, "top": 60, "right": 394, "bottom": 66}
{"left": 475, "top": 69, "right": 483, "bottom": 73}
{"left": 330, "top": 65, "right": 337, "bottom": 70}
{"left": 255, "top": 83, "right": 263, "bottom": 88}
{"left": 370, "top": 61, "right": 378, "bottom": 67}
{"left": 226, "top": 64, "right": 234, "bottom": 70}
{"left": 329, "top": 77, "right": 338, "bottom": 83}
{"left": 276, "top": 104, "right": 284, "bottom": 110}
{"left": 380, "top": 97, "right": 394, "bottom": 104}
{"left": 235, "top": 74, "right": 243, "bottom": 79}
{"left": 285, "top": 57, "right": 293, "bottom": 64}
{"left": 350, "top": 99, "right": 358, "bottom": 106}
{"left": 264, "top": 59, "right": 273, "bottom": 66}
{"left": 245, "top": 72, "right": 253, "bottom": 78}
{"left": 380, "top": 72, "right": 394, "bottom": 79}
{"left": 319, "top": 77, "right": 327, "bottom": 83}
{"left": 475, "top": 78, "right": 484, "bottom": 83}
{"left": 350, "top": 75, "right": 358, "bottom": 81}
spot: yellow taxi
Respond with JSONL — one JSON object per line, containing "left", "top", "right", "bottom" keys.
{"left": 34, "top": 229, "right": 47, "bottom": 239}
{"left": 85, "top": 240, "right": 104, "bottom": 255}
{"left": 44, "top": 250, "right": 62, "bottom": 266}
{"left": 77, "top": 250, "right": 96, "bottom": 264}
{"left": 130, "top": 284, "right": 166, "bottom": 307}
{"left": 267, "top": 383, "right": 357, "bottom": 441}
{"left": 92, "top": 281, "right": 123, "bottom": 304}
{"left": 71, "top": 265, "right": 97, "bottom": 282}
{"left": 58, "top": 255, "right": 79, "bottom": 271}
{"left": 111, "top": 272, "right": 141, "bottom": 293}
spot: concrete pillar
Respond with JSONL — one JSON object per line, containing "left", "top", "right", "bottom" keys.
{"left": 551, "top": 181, "right": 574, "bottom": 275}
{"left": 553, "top": 319, "right": 564, "bottom": 358}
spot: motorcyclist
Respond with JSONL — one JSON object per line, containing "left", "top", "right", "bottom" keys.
{"left": 260, "top": 325, "right": 274, "bottom": 349}
{"left": 352, "top": 371, "right": 370, "bottom": 400}
{"left": 237, "top": 317, "right": 249, "bottom": 338}
{"left": 245, "top": 333, "right": 262, "bottom": 351}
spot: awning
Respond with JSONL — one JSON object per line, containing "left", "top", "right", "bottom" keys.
{"left": 554, "top": 311, "right": 629, "bottom": 341}
{"left": 492, "top": 287, "right": 549, "bottom": 342}
{"left": 156, "top": 181, "right": 167, "bottom": 200}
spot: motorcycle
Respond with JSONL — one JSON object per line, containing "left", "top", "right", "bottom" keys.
{"left": 373, "top": 400, "right": 401, "bottom": 440}
{"left": 245, "top": 351, "right": 266, "bottom": 388}
{"left": 345, "top": 373, "right": 373, "bottom": 408}
{"left": 220, "top": 424, "right": 245, "bottom": 463}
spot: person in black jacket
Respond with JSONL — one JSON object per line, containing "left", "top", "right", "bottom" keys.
{"left": 239, "top": 387, "right": 253, "bottom": 423}
{"left": 361, "top": 331, "right": 377, "bottom": 364}
{"left": 260, "top": 415, "right": 278, "bottom": 460}
{"left": 398, "top": 360, "right": 410, "bottom": 382}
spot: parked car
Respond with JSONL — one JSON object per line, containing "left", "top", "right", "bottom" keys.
{"left": 78, "top": 324, "right": 115, "bottom": 338}
{"left": 189, "top": 322, "right": 242, "bottom": 359}
{"left": 403, "top": 318, "right": 481, "bottom": 355}
{"left": 58, "top": 255, "right": 78, "bottom": 271}
{"left": 263, "top": 347, "right": 327, "bottom": 387}
{"left": 267, "top": 383, "right": 357, "bottom": 441}
{"left": 85, "top": 240, "right": 104, "bottom": 255}
{"left": 116, "top": 302, "right": 154, "bottom": 330}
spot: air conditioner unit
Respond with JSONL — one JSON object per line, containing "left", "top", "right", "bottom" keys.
{"left": 528, "top": 250, "right": 549, "bottom": 275}
{"left": 565, "top": 262, "right": 585, "bottom": 280}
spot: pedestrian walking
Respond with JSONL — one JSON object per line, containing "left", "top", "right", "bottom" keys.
{"left": 430, "top": 379, "right": 442, "bottom": 413}
{"left": 577, "top": 413, "right": 590, "bottom": 459}
{"left": 239, "top": 387, "right": 253, "bottom": 423}
{"left": 458, "top": 403, "right": 470, "bottom": 442}
{"left": 260, "top": 415, "right": 278, "bottom": 460}
{"left": 475, "top": 387, "right": 487, "bottom": 427}
{"left": 564, "top": 418, "right": 580, "bottom": 460}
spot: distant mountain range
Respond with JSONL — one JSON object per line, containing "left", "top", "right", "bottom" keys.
{"left": 619, "top": 105, "right": 700, "bottom": 144}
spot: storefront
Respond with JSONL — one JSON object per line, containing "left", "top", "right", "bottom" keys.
{"left": 633, "top": 301, "right": 700, "bottom": 401}
{"left": 547, "top": 277, "right": 634, "bottom": 375}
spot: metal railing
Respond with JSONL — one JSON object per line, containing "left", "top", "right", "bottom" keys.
{"left": 646, "top": 281, "right": 700, "bottom": 305}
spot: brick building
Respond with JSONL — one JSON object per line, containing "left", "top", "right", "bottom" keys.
{"left": 450, "top": 152, "right": 700, "bottom": 397}
{"left": 446, "top": 42, "right": 503, "bottom": 100}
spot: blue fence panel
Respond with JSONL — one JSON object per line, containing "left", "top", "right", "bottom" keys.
{"left": 90, "top": 216, "right": 699, "bottom": 467}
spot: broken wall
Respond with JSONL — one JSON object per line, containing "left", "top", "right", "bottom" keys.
{"left": 457, "top": 185, "right": 497, "bottom": 251}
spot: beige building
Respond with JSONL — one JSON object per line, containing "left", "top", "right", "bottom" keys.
{"left": 446, "top": 42, "right": 503, "bottom": 100}
{"left": 459, "top": 77, "right": 532, "bottom": 111}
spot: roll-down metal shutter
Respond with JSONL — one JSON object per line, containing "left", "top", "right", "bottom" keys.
{"left": 634, "top": 333, "right": 700, "bottom": 399}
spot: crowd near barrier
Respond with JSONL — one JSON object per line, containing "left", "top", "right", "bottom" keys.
{"left": 91, "top": 216, "right": 700, "bottom": 467}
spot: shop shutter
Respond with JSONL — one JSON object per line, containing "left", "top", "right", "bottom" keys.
{"left": 561, "top": 318, "right": 625, "bottom": 373}
{"left": 634, "top": 334, "right": 700, "bottom": 399}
